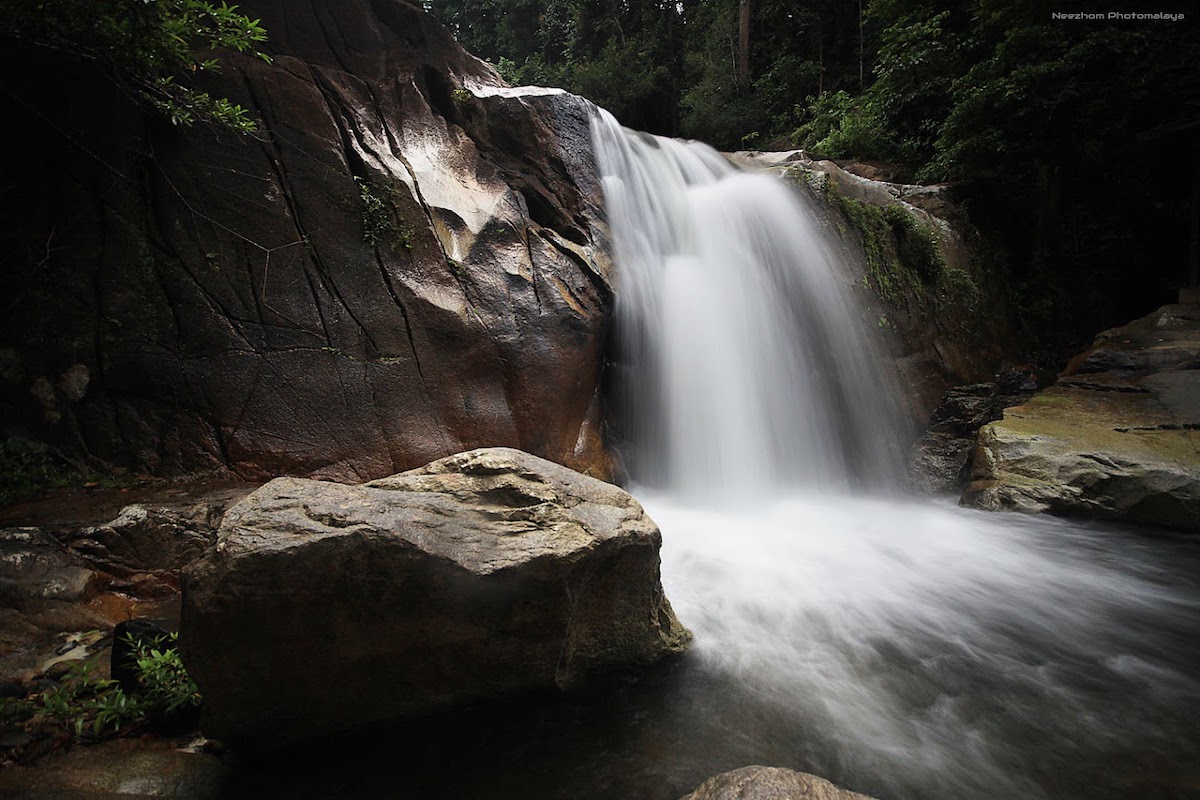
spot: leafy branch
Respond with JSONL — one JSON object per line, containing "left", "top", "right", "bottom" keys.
{"left": 0, "top": 0, "right": 270, "bottom": 131}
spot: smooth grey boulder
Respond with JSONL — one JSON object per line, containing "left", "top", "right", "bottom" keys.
{"left": 181, "top": 447, "right": 689, "bottom": 747}
{"left": 681, "top": 766, "right": 877, "bottom": 800}
{"left": 963, "top": 303, "right": 1200, "bottom": 531}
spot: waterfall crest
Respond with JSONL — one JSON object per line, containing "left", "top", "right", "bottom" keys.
{"left": 591, "top": 110, "right": 904, "bottom": 497}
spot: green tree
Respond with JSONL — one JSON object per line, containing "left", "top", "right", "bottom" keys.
{"left": 0, "top": 0, "right": 269, "bottom": 130}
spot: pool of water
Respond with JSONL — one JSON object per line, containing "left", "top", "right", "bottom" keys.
{"left": 227, "top": 494, "right": 1200, "bottom": 800}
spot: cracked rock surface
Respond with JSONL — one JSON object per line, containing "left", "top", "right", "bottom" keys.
{"left": 1, "top": 0, "right": 612, "bottom": 481}
{"left": 963, "top": 303, "right": 1200, "bottom": 531}
{"left": 181, "top": 447, "right": 689, "bottom": 748}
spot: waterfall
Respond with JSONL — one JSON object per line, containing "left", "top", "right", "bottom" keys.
{"left": 591, "top": 110, "right": 904, "bottom": 497}
{"left": 587, "top": 110, "right": 1200, "bottom": 800}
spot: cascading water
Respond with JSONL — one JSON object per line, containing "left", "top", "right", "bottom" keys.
{"left": 590, "top": 110, "right": 1200, "bottom": 800}
{"left": 592, "top": 110, "right": 905, "bottom": 496}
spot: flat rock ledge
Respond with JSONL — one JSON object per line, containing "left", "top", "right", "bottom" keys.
{"left": 963, "top": 303, "right": 1200, "bottom": 531}
{"left": 181, "top": 447, "right": 689, "bottom": 747}
{"left": 681, "top": 766, "right": 877, "bottom": 800}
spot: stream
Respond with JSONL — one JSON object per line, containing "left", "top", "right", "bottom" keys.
{"left": 228, "top": 109, "right": 1200, "bottom": 800}
{"left": 227, "top": 498, "right": 1200, "bottom": 799}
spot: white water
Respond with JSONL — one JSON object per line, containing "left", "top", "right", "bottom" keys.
{"left": 592, "top": 111, "right": 904, "bottom": 496}
{"left": 591, "top": 111, "right": 1200, "bottom": 799}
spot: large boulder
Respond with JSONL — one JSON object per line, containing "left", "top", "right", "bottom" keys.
{"left": 963, "top": 303, "right": 1200, "bottom": 531}
{"left": 180, "top": 448, "right": 689, "bottom": 747}
{"left": 680, "top": 766, "right": 877, "bottom": 800}
{"left": 0, "top": 0, "right": 612, "bottom": 482}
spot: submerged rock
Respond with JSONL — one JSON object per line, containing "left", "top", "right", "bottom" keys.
{"left": 181, "top": 447, "right": 689, "bottom": 747}
{"left": 964, "top": 303, "right": 1200, "bottom": 531}
{"left": 680, "top": 766, "right": 877, "bottom": 800}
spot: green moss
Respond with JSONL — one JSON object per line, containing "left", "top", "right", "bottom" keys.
{"left": 882, "top": 204, "right": 945, "bottom": 286}
{"left": 824, "top": 187, "right": 908, "bottom": 304}
{"left": 820, "top": 181, "right": 949, "bottom": 306}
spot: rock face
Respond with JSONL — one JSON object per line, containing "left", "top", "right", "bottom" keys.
{"left": 180, "top": 447, "right": 689, "bottom": 747}
{"left": 906, "top": 368, "right": 1043, "bottom": 493}
{"left": 0, "top": 0, "right": 612, "bottom": 481}
{"left": 680, "top": 766, "right": 877, "bottom": 800}
{"left": 964, "top": 303, "right": 1200, "bottom": 531}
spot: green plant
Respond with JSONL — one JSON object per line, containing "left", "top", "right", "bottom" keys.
{"left": 0, "top": 436, "right": 146, "bottom": 508}
{"left": 794, "top": 91, "right": 894, "bottom": 161}
{"left": 357, "top": 177, "right": 388, "bottom": 246}
{"left": 0, "top": 0, "right": 269, "bottom": 131}
{"left": 130, "top": 633, "right": 202, "bottom": 717}
{"left": 10, "top": 660, "right": 145, "bottom": 741}
{"left": 1, "top": 633, "right": 202, "bottom": 760}
{"left": 0, "top": 438, "right": 76, "bottom": 506}
{"left": 357, "top": 177, "right": 414, "bottom": 251}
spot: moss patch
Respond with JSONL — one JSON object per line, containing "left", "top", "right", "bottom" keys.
{"left": 821, "top": 184, "right": 947, "bottom": 305}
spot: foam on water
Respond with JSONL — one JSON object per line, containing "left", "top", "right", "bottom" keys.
{"left": 649, "top": 491, "right": 1200, "bottom": 798}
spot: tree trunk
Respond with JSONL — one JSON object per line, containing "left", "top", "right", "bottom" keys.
{"left": 858, "top": 0, "right": 865, "bottom": 89}
{"left": 738, "top": 0, "right": 750, "bottom": 84}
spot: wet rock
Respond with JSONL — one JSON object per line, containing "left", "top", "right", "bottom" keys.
{"left": 964, "top": 303, "right": 1200, "bottom": 531}
{"left": 0, "top": 528, "right": 101, "bottom": 603}
{"left": 733, "top": 150, "right": 1019, "bottom": 428}
{"left": 182, "top": 447, "right": 689, "bottom": 747}
{"left": 681, "top": 766, "right": 877, "bottom": 800}
{"left": 0, "top": 736, "right": 227, "bottom": 798}
{"left": 62, "top": 505, "right": 216, "bottom": 590}
{"left": 1, "top": 0, "right": 613, "bottom": 482}
{"left": 906, "top": 368, "right": 1043, "bottom": 494}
